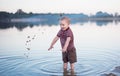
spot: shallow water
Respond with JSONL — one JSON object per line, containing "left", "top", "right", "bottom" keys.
{"left": 0, "top": 22, "right": 120, "bottom": 76}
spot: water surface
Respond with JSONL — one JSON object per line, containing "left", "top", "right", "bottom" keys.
{"left": 0, "top": 21, "right": 120, "bottom": 76}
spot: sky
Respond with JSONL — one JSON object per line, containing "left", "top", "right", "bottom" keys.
{"left": 0, "top": 0, "right": 120, "bottom": 15}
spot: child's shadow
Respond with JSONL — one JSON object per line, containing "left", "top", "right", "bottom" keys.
{"left": 63, "top": 69, "right": 76, "bottom": 76}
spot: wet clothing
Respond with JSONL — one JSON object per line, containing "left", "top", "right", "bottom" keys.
{"left": 62, "top": 47, "right": 77, "bottom": 63}
{"left": 57, "top": 27, "right": 77, "bottom": 63}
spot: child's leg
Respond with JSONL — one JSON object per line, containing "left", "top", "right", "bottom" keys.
{"left": 70, "top": 63, "right": 74, "bottom": 70}
{"left": 63, "top": 62, "right": 68, "bottom": 70}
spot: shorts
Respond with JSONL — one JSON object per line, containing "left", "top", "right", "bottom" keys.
{"left": 62, "top": 47, "right": 77, "bottom": 63}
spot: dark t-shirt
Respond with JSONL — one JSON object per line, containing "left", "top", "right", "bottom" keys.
{"left": 57, "top": 27, "right": 75, "bottom": 51}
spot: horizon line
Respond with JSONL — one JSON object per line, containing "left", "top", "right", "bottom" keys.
{"left": 0, "top": 10, "right": 120, "bottom": 15}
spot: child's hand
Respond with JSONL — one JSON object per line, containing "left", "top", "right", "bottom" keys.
{"left": 48, "top": 46, "right": 53, "bottom": 51}
{"left": 62, "top": 48, "right": 67, "bottom": 52}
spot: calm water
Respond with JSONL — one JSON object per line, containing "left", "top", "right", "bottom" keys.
{"left": 0, "top": 21, "right": 120, "bottom": 76}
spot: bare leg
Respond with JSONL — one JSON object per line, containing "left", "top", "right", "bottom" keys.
{"left": 63, "top": 63, "right": 68, "bottom": 70}
{"left": 70, "top": 63, "right": 74, "bottom": 71}
{"left": 63, "top": 63, "right": 68, "bottom": 76}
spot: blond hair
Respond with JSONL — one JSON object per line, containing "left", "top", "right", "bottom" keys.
{"left": 60, "top": 16, "right": 70, "bottom": 24}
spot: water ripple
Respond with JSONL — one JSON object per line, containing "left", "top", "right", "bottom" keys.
{"left": 0, "top": 48, "right": 120, "bottom": 76}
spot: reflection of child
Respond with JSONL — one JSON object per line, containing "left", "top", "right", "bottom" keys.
{"left": 48, "top": 17, "right": 77, "bottom": 71}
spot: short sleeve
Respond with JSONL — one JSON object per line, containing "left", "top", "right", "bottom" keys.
{"left": 66, "top": 30, "right": 72, "bottom": 37}
{"left": 57, "top": 30, "right": 61, "bottom": 37}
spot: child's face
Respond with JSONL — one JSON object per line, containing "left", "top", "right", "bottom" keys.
{"left": 60, "top": 20, "right": 69, "bottom": 30}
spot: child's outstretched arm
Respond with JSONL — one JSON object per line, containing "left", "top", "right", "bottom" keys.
{"left": 62, "top": 37, "right": 71, "bottom": 52}
{"left": 48, "top": 36, "right": 59, "bottom": 51}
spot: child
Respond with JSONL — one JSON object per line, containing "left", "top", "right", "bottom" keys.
{"left": 48, "top": 17, "right": 77, "bottom": 72}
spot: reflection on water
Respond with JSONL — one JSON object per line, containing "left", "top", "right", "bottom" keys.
{"left": 0, "top": 21, "right": 120, "bottom": 76}
{"left": 0, "top": 48, "right": 120, "bottom": 76}
{"left": 0, "top": 19, "right": 120, "bottom": 31}
{"left": 63, "top": 69, "right": 76, "bottom": 76}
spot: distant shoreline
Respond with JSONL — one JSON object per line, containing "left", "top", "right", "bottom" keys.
{"left": 0, "top": 10, "right": 120, "bottom": 23}
{"left": 0, "top": 17, "right": 119, "bottom": 23}
{"left": 8, "top": 18, "right": 120, "bottom": 23}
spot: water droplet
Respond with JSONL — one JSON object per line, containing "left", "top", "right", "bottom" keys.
{"left": 27, "top": 36, "right": 30, "bottom": 38}
{"left": 28, "top": 40, "right": 31, "bottom": 42}
{"left": 26, "top": 41, "right": 29, "bottom": 43}
{"left": 32, "top": 38, "right": 35, "bottom": 40}
{"left": 26, "top": 48, "right": 30, "bottom": 50}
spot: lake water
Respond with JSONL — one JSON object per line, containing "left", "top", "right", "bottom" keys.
{"left": 0, "top": 21, "right": 120, "bottom": 76}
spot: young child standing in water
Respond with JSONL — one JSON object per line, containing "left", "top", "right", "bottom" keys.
{"left": 48, "top": 17, "right": 77, "bottom": 71}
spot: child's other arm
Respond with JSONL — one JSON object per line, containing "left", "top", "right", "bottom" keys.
{"left": 48, "top": 36, "right": 59, "bottom": 51}
{"left": 62, "top": 37, "right": 71, "bottom": 52}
